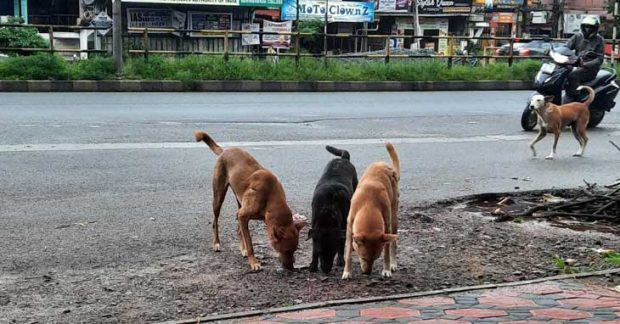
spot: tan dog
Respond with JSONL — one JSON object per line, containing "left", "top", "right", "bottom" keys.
{"left": 342, "top": 142, "right": 400, "bottom": 279}
{"left": 529, "top": 86, "right": 594, "bottom": 160}
{"left": 195, "top": 131, "right": 306, "bottom": 271}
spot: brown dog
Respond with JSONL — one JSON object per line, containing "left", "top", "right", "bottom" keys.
{"left": 194, "top": 131, "right": 306, "bottom": 271}
{"left": 529, "top": 86, "right": 594, "bottom": 160}
{"left": 342, "top": 142, "right": 400, "bottom": 279}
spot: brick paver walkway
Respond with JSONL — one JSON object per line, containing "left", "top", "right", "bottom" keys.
{"left": 235, "top": 279, "right": 620, "bottom": 323}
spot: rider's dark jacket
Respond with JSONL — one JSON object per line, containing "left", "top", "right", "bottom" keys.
{"left": 566, "top": 32, "right": 605, "bottom": 70}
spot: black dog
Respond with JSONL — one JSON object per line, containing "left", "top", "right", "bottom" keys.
{"left": 308, "top": 146, "right": 358, "bottom": 274}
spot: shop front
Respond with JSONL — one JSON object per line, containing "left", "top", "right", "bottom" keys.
{"left": 473, "top": 0, "right": 524, "bottom": 37}
{"left": 122, "top": 0, "right": 282, "bottom": 53}
{"left": 416, "top": 0, "right": 471, "bottom": 55}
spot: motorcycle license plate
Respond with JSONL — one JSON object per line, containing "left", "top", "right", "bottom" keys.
{"left": 541, "top": 63, "right": 555, "bottom": 74}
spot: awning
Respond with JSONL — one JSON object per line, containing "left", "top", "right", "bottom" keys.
{"left": 254, "top": 9, "right": 280, "bottom": 20}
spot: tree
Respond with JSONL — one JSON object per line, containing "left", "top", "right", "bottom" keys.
{"left": 0, "top": 17, "right": 49, "bottom": 56}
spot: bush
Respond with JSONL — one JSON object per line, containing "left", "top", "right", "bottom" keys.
{"left": 0, "top": 53, "right": 542, "bottom": 81}
{"left": 69, "top": 57, "right": 115, "bottom": 80}
{"left": 0, "top": 53, "right": 68, "bottom": 80}
{"left": 0, "top": 17, "right": 49, "bottom": 56}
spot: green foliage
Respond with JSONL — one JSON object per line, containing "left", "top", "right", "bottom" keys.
{"left": 298, "top": 20, "right": 325, "bottom": 42}
{"left": 552, "top": 255, "right": 576, "bottom": 274}
{"left": 602, "top": 252, "right": 620, "bottom": 265}
{"left": 0, "top": 17, "right": 49, "bottom": 56}
{"left": 0, "top": 53, "right": 68, "bottom": 80}
{"left": 0, "top": 54, "right": 543, "bottom": 81}
{"left": 68, "top": 57, "right": 115, "bottom": 80}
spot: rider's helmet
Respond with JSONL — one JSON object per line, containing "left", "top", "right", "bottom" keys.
{"left": 580, "top": 16, "right": 600, "bottom": 39}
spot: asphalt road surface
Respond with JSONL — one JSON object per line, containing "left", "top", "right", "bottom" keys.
{"left": 1, "top": 91, "right": 619, "bottom": 277}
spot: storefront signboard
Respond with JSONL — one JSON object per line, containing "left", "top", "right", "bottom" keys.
{"left": 281, "top": 0, "right": 374, "bottom": 23}
{"left": 123, "top": 0, "right": 282, "bottom": 8}
{"left": 417, "top": 0, "right": 471, "bottom": 15}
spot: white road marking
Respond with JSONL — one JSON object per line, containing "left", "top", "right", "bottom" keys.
{"left": 0, "top": 135, "right": 533, "bottom": 153}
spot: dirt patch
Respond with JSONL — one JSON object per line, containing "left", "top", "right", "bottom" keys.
{"left": 2, "top": 191, "right": 620, "bottom": 324}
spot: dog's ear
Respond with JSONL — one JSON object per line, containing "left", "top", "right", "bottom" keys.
{"left": 270, "top": 226, "right": 286, "bottom": 243}
{"left": 294, "top": 219, "right": 307, "bottom": 232}
{"left": 306, "top": 228, "right": 314, "bottom": 241}
{"left": 544, "top": 95, "right": 554, "bottom": 103}
{"left": 381, "top": 234, "right": 398, "bottom": 243}
{"left": 353, "top": 235, "right": 365, "bottom": 245}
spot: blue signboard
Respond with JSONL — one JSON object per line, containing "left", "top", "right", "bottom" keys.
{"left": 281, "top": 0, "right": 375, "bottom": 23}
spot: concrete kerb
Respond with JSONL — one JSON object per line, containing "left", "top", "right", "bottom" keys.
{"left": 156, "top": 268, "right": 620, "bottom": 324}
{"left": 0, "top": 80, "right": 534, "bottom": 92}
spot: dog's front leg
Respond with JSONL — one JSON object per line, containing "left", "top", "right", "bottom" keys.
{"left": 382, "top": 243, "right": 392, "bottom": 278}
{"left": 238, "top": 213, "right": 261, "bottom": 271}
{"left": 336, "top": 240, "right": 345, "bottom": 267}
{"left": 529, "top": 128, "right": 547, "bottom": 157}
{"left": 546, "top": 130, "right": 560, "bottom": 160}
{"left": 341, "top": 219, "right": 354, "bottom": 279}
{"left": 309, "top": 248, "right": 319, "bottom": 272}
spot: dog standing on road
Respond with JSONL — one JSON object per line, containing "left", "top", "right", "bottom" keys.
{"left": 529, "top": 85, "right": 594, "bottom": 160}
{"left": 308, "top": 146, "right": 358, "bottom": 274}
{"left": 194, "top": 131, "right": 306, "bottom": 271}
{"left": 342, "top": 142, "right": 400, "bottom": 279}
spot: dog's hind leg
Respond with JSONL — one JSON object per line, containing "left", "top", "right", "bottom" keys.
{"left": 389, "top": 187, "right": 399, "bottom": 272}
{"left": 212, "top": 161, "right": 228, "bottom": 252}
{"left": 529, "top": 127, "right": 547, "bottom": 157}
{"left": 572, "top": 123, "right": 588, "bottom": 157}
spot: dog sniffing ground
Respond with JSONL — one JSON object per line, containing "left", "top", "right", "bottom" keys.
{"left": 2, "top": 191, "right": 619, "bottom": 324}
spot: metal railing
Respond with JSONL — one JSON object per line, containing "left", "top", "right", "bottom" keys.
{"left": 2, "top": 23, "right": 619, "bottom": 68}
{"left": 0, "top": 23, "right": 110, "bottom": 56}
{"left": 125, "top": 28, "right": 562, "bottom": 67}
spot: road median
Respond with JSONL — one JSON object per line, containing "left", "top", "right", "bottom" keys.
{"left": 0, "top": 80, "right": 534, "bottom": 92}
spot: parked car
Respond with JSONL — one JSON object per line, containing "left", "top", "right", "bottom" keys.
{"left": 496, "top": 40, "right": 564, "bottom": 57}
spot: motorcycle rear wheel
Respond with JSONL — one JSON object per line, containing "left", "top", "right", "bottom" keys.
{"left": 587, "top": 110, "right": 605, "bottom": 128}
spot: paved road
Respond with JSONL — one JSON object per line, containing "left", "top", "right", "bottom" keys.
{"left": 1, "top": 91, "right": 619, "bottom": 275}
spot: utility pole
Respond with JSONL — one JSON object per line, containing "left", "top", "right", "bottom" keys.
{"left": 413, "top": 0, "right": 420, "bottom": 49}
{"left": 613, "top": 0, "right": 618, "bottom": 67}
{"left": 113, "top": 0, "right": 123, "bottom": 76}
{"left": 519, "top": 0, "right": 528, "bottom": 37}
{"left": 551, "top": 0, "right": 559, "bottom": 37}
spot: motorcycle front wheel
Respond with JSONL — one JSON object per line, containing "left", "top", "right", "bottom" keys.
{"left": 521, "top": 103, "right": 538, "bottom": 131}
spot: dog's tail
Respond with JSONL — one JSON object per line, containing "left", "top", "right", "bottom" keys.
{"left": 325, "top": 145, "right": 350, "bottom": 160}
{"left": 194, "top": 130, "right": 223, "bottom": 156}
{"left": 385, "top": 142, "right": 400, "bottom": 177}
{"left": 577, "top": 85, "right": 595, "bottom": 107}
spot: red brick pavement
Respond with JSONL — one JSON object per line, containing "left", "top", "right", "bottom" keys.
{"left": 231, "top": 278, "right": 620, "bottom": 323}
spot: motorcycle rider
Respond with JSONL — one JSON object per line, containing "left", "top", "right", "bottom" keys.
{"left": 565, "top": 16, "right": 605, "bottom": 102}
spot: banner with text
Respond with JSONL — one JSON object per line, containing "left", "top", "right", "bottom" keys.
{"left": 262, "top": 20, "right": 292, "bottom": 48}
{"left": 281, "top": 0, "right": 374, "bottom": 23}
{"left": 242, "top": 23, "right": 260, "bottom": 45}
{"left": 376, "top": 0, "right": 409, "bottom": 13}
{"left": 127, "top": 8, "right": 186, "bottom": 30}
{"left": 123, "top": 0, "right": 282, "bottom": 8}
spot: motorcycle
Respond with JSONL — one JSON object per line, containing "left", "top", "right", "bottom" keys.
{"left": 521, "top": 43, "right": 619, "bottom": 131}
